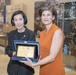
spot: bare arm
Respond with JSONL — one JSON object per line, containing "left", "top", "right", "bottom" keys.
{"left": 20, "top": 29, "right": 64, "bottom": 67}
{"left": 33, "top": 29, "right": 64, "bottom": 67}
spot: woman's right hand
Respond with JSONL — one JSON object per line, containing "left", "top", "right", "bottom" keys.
{"left": 20, "top": 57, "right": 33, "bottom": 68}
{"left": 12, "top": 51, "right": 16, "bottom": 57}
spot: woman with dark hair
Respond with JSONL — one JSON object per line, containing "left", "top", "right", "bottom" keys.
{"left": 5, "top": 10, "right": 35, "bottom": 75}
{"left": 21, "top": 4, "right": 65, "bottom": 75}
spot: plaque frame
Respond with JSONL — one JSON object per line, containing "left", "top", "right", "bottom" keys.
{"left": 11, "top": 40, "right": 40, "bottom": 62}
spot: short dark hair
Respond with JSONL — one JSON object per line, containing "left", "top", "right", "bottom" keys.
{"left": 39, "top": 5, "right": 57, "bottom": 23}
{"left": 11, "top": 10, "right": 27, "bottom": 26}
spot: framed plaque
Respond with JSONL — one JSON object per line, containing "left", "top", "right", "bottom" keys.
{"left": 17, "top": 45, "right": 35, "bottom": 58}
{"left": 11, "top": 40, "right": 40, "bottom": 62}
{"left": 16, "top": 43, "right": 38, "bottom": 59}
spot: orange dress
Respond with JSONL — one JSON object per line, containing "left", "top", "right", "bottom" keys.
{"left": 40, "top": 24, "right": 65, "bottom": 75}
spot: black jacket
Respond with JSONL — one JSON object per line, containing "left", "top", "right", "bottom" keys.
{"left": 5, "top": 28, "right": 36, "bottom": 75}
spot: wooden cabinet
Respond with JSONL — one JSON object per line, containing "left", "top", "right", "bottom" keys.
{"left": 3, "top": 24, "right": 16, "bottom": 33}
{"left": 71, "top": 50, "right": 76, "bottom": 56}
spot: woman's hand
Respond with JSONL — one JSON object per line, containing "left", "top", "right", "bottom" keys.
{"left": 20, "top": 57, "right": 33, "bottom": 68}
{"left": 12, "top": 51, "right": 16, "bottom": 57}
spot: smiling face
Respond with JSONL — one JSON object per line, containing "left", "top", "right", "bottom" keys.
{"left": 13, "top": 14, "right": 24, "bottom": 30}
{"left": 41, "top": 10, "right": 55, "bottom": 26}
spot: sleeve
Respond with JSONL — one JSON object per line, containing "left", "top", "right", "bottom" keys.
{"left": 5, "top": 33, "right": 14, "bottom": 57}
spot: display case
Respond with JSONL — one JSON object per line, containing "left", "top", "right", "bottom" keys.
{"left": 58, "top": 2, "right": 76, "bottom": 70}
{"left": 58, "top": 2, "right": 76, "bottom": 56}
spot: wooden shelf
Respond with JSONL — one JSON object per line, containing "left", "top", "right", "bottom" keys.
{"left": 3, "top": 24, "right": 16, "bottom": 33}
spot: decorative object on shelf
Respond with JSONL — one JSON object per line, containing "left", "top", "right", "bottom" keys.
{"left": 70, "top": 20, "right": 76, "bottom": 33}
{"left": 68, "top": 19, "right": 76, "bottom": 56}
{"left": 63, "top": 44, "right": 69, "bottom": 55}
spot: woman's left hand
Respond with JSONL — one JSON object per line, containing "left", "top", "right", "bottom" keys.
{"left": 19, "top": 57, "right": 33, "bottom": 67}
